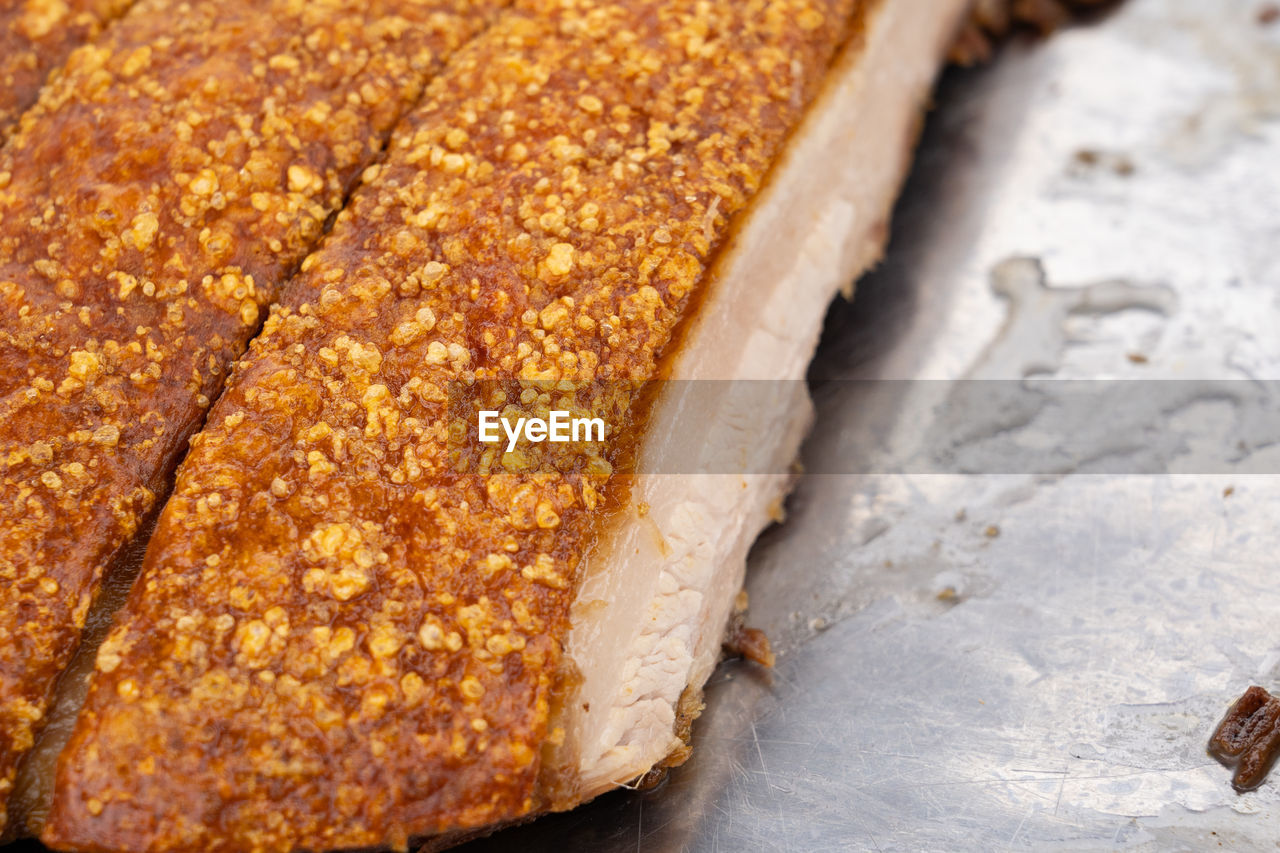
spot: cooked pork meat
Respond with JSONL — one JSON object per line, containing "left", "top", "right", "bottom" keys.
{"left": 552, "top": 0, "right": 970, "bottom": 803}
{"left": 39, "top": 0, "right": 969, "bottom": 850}
{"left": 0, "top": 0, "right": 505, "bottom": 834}
{"left": 0, "top": 0, "right": 134, "bottom": 141}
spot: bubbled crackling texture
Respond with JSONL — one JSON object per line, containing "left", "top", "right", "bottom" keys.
{"left": 0, "top": 0, "right": 508, "bottom": 832}
{"left": 47, "top": 0, "right": 865, "bottom": 851}
{"left": 0, "top": 0, "right": 136, "bottom": 141}
{"left": 49, "top": 0, "right": 868, "bottom": 848}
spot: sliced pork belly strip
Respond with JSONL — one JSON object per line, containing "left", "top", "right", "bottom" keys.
{"left": 44, "top": 0, "right": 868, "bottom": 849}
{"left": 553, "top": 0, "right": 971, "bottom": 802}
{"left": 0, "top": 0, "right": 135, "bottom": 141}
{"left": 0, "top": 0, "right": 507, "bottom": 833}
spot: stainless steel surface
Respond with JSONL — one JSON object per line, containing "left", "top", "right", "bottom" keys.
{"left": 463, "top": 1, "right": 1280, "bottom": 849}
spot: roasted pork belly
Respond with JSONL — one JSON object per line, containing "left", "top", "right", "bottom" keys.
{"left": 37, "top": 0, "right": 967, "bottom": 849}
{"left": 0, "top": 0, "right": 134, "bottom": 141}
{"left": 552, "top": 0, "right": 968, "bottom": 801}
{"left": 0, "top": 0, "right": 505, "bottom": 833}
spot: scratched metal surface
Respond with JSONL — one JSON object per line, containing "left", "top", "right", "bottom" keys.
{"left": 460, "top": 0, "right": 1280, "bottom": 850}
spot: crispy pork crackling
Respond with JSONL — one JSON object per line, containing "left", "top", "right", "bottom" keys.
{"left": 0, "top": 0, "right": 135, "bottom": 141}
{"left": 36, "top": 0, "right": 967, "bottom": 850}
{"left": 0, "top": 0, "right": 507, "bottom": 834}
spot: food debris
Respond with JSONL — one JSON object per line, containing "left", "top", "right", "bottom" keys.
{"left": 950, "top": 0, "right": 1121, "bottom": 65}
{"left": 1073, "top": 148, "right": 1136, "bottom": 177}
{"left": 724, "top": 624, "right": 776, "bottom": 668}
{"left": 1209, "top": 685, "right": 1280, "bottom": 791}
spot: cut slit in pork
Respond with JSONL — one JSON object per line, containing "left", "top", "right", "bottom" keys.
{"left": 0, "top": 0, "right": 509, "bottom": 837}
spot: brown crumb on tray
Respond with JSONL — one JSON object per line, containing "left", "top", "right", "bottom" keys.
{"left": 724, "top": 624, "right": 776, "bottom": 668}
{"left": 1073, "top": 148, "right": 1136, "bottom": 176}
{"left": 951, "top": 0, "right": 1123, "bottom": 65}
{"left": 948, "top": 20, "right": 998, "bottom": 66}
{"left": 1210, "top": 685, "right": 1280, "bottom": 791}
{"left": 1012, "top": 0, "right": 1074, "bottom": 34}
